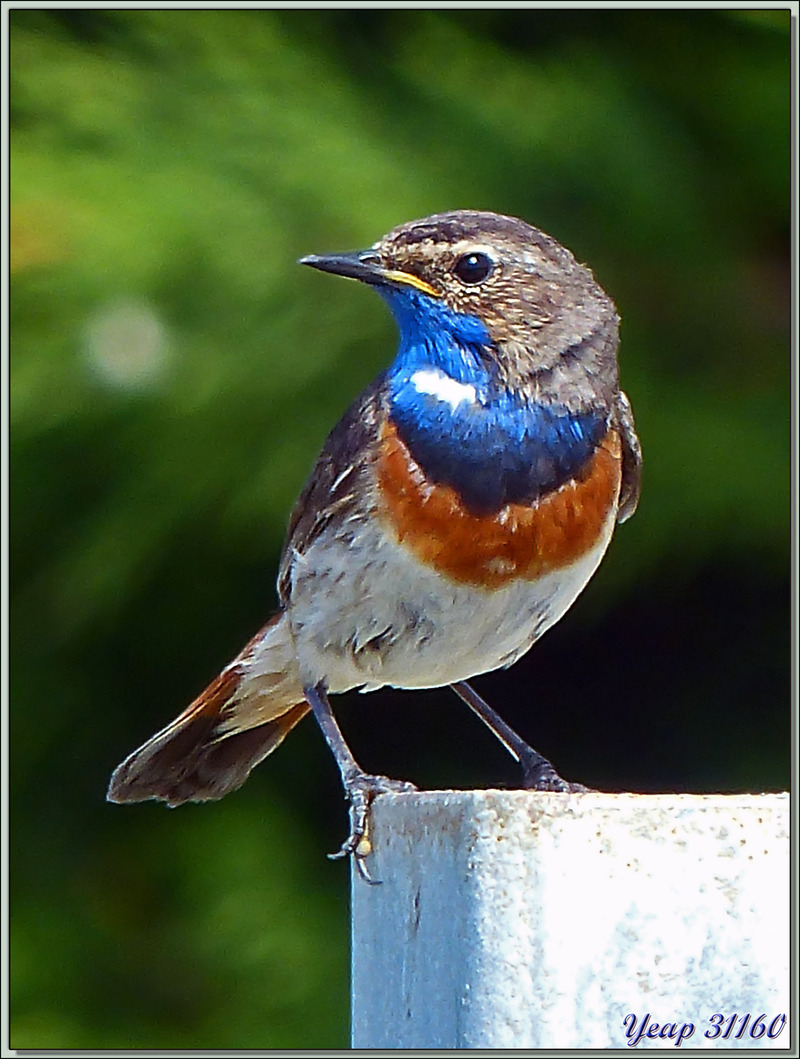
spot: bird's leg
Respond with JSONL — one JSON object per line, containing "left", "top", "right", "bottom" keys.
{"left": 449, "top": 680, "right": 590, "bottom": 793}
{"left": 303, "top": 682, "right": 417, "bottom": 883}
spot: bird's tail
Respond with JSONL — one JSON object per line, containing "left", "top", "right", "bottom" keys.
{"left": 107, "top": 614, "right": 308, "bottom": 807}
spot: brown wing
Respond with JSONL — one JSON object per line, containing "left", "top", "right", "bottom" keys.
{"left": 277, "top": 376, "right": 388, "bottom": 605}
{"left": 613, "top": 389, "right": 642, "bottom": 522}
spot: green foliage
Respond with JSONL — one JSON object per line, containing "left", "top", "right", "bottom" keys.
{"left": 10, "top": 10, "right": 789, "bottom": 1049}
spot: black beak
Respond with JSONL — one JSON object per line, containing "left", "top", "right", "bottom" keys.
{"left": 299, "top": 250, "right": 387, "bottom": 286}
{"left": 299, "top": 249, "right": 440, "bottom": 297}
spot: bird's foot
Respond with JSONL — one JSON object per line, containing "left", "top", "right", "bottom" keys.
{"left": 519, "top": 750, "right": 592, "bottom": 793}
{"left": 329, "top": 772, "right": 418, "bottom": 883}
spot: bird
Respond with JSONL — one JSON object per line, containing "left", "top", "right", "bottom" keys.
{"left": 107, "top": 209, "right": 642, "bottom": 879}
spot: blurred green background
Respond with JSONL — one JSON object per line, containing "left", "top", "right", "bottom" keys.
{"left": 10, "top": 9, "right": 790, "bottom": 1050}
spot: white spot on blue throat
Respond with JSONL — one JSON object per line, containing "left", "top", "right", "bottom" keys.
{"left": 379, "top": 286, "right": 493, "bottom": 390}
{"left": 410, "top": 368, "right": 477, "bottom": 411}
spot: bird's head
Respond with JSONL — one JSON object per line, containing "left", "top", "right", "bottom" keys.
{"left": 301, "top": 210, "right": 620, "bottom": 403}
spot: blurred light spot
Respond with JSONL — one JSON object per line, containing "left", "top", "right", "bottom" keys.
{"left": 84, "top": 298, "right": 171, "bottom": 390}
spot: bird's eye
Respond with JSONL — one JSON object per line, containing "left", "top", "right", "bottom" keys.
{"left": 453, "top": 252, "right": 494, "bottom": 285}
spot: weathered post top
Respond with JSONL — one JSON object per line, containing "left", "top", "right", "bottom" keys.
{"left": 351, "top": 790, "right": 789, "bottom": 1050}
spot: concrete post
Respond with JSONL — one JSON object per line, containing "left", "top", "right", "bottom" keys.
{"left": 351, "top": 791, "right": 789, "bottom": 1049}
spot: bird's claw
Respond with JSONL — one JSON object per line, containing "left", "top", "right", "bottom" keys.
{"left": 520, "top": 753, "right": 592, "bottom": 793}
{"left": 329, "top": 773, "right": 417, "bottom": 884}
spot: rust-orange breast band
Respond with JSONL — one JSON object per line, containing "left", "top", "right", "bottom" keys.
{"left": 376, "top": 420, "right": 622, "bottom": 589}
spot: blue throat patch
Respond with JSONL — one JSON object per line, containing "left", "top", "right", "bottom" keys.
{"left": 381, "top": 287, "right": 607, "bottom": 513}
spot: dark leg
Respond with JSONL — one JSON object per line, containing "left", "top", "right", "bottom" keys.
{"left": 304, "top": 682, "right": 417, "bottom": 882}
{"left": 449, "top": 681, "right": 589, "bottom": 792}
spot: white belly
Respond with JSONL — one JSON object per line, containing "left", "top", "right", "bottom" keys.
{"left": 285, "top": 507, "right": 617, "bottom": 694}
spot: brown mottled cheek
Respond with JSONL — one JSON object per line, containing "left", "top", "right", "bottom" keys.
{"left": 376, "top": 421, "right": 622, "bottom": 589}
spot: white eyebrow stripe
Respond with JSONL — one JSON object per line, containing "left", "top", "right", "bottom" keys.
{"left": 410, "top": 368, "right": 477, "bottom": 411}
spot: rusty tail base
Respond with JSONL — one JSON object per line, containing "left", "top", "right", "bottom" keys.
{"left": 107, "top": 615, "right": 308, "bottom": 807}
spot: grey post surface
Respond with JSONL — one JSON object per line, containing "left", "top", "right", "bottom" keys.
{"left": 351, "top": 791, "right": 789, "bottom": 1049}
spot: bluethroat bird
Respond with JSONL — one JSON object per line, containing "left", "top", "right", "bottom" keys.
{"left": 108, "top": 210, "right": 642, "bottom": 879}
